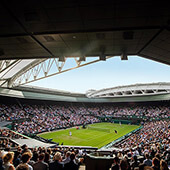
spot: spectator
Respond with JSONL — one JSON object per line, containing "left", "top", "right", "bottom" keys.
{"left": 16, "top": 164, "right": 29, "bottom": 170}
{"left": 160, "top": 160, "right": 168, "bottom": 170}
{"left": 111, "top": 156, "right": 119, "bottom": 170}
{"left": 33, "top": 153, "right": 48, "bottom": 170}
{"left": 64, "top": 153, "right": 79, "bottom": 170}
{"left": 2, "top": 152, "right": 15, "bottom": 170}
{"left": 131, "top": 155, "right": 140, "bottom": 170}
{"left": 120, "top": 159, "right": 128, "bottom": 170}
{"left": 62, "top": 151, "right": 71, "bottom": 164}
{"left": 49, "top": 152, "right": 63, "bottom": 170}
{"left": 44, "top": 152, "right": 50, "bottom": 164}
{"left": 152, "top": 157, "right": 160, "bottom": 170}
{"left": 144, "top": 153, "right": 152, "bottom": 166}
{"left": 20, "top": 152, "right": 33, "bottom": 170}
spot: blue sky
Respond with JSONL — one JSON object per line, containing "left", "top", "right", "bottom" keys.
{"left": 29, "top": 56, "right": 170, "bottom": 93}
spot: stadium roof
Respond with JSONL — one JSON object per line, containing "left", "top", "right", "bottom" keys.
{"left": 1, "top": 82, "right": 170, "bottom": 103}
{"left": 86, "top": 82, "right": 170, "bottom": 98}
{"left": 0, "top": 0, "right": 170, "bottom": 88}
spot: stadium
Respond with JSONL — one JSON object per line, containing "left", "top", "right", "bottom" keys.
{"left": 0, "top": 1, "right": 170, "bottom": 170}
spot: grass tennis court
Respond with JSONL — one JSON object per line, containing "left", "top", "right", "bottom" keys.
{"left": 39, "top": 123, "right": 140, "bottom": 148}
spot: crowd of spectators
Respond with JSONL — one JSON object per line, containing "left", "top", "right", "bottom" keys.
{"left": 0, "top": 129, "right": 27, "bottom": 151}
{"left": 0, "top": 101, "right": 170, "bottom": 134}
{"left": 110, "top": 120, "right": 170, "bottom": 169}
{"left": 14, "top": 104, "right": 99, "bottom": 134}
{"left": 115, "top": 120, "right": 170, "bottom": 150}
{"left": 0, "top": 104, "right": 28, "bottom": 122}
{"left": 110, "top": 153, "right": 170, "bottom": 170}
{"left": 0, "top": 129, "right": 22, "bottom": 139}
{"left": 0, "top": 123, "right": 169, "bottom": 170}
{"left": 0, "top": 99, "right": 170, "bottom": 169}
{"left": 112, "top": 105, "right": 170, "bottom": 118}
{"left": 0, "top": 144, "right": 85, "bottom": 170}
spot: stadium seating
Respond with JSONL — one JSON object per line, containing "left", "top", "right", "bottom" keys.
{"left": 0, "top": 96, "right": 170, "bottom": 169}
